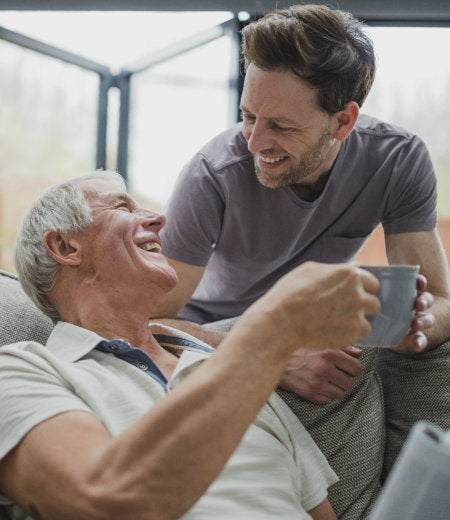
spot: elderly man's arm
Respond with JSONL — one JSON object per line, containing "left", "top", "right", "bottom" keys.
{"left": 386, "top": 229, "right": 450, "bottom": 352}
{"left": 0, "top": 263, "right": 378, "bottom": 520}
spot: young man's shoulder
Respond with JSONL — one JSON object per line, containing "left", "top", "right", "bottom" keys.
{"left": 354, "top": 113, "right": 416, "bottom": 140}
{"left": 196, "top": 123, "right": 253, "bottom": 172}
{"left": 347, "top": 113, "right": 429, "bottom": 163}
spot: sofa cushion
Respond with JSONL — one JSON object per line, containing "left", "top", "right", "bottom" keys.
{"left": 0, "top": 270, "right": 54, "bottom": 347}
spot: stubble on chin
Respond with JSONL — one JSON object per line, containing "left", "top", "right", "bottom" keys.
{"left": 252, "top": 125, "right": 334, "bottom": 190}
{"left": 253, "top": 157, "right": 311, "bottom": 190}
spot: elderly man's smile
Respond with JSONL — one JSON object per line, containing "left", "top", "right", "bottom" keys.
{"left": 138, "top": 241, "right": 162, "bottom": 253}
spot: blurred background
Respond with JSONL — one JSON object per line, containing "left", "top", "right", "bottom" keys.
{"left": 1, "top": 2, "right": 450, "bottom": 272}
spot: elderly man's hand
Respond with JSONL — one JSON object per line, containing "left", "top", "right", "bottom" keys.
{"left": 248, "top": 262, "right": 380, "bottom": 358}
{"left": 390, "top": 273, "right": 435, "bottom": 354}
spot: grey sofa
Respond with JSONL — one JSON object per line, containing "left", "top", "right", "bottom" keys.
{"left": 1, "top": 269, "right": 449, "bottom": 519}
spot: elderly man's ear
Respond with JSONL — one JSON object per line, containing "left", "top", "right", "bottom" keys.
{"left": 43, "top": 230, "right": 83, "bottom": 266}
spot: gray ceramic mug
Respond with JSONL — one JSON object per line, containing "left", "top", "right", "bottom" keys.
{"left": 356, "top": 265, "right": 419, "bottom": 348}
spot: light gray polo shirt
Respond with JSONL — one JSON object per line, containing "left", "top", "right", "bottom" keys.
{"left": 0, "top": 322, "right": 337, "bottom": 519}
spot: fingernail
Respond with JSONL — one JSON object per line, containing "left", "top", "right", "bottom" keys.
{"left": 416, "top": 337, "right": 427, "bottom": 351}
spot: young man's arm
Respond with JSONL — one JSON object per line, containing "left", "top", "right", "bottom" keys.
{"left": 278, "top": 262, "right": 435, "bottom": 404}
{"left": 150, "top": 319, "right": 226, "bottom": 348}
{"left": 386, "top": 229, "right": 450, "bottom": 351}
{"left": 0, "top": 263, "right": 379, "bottom": 520}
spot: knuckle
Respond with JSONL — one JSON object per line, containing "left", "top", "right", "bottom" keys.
{"left": 311, "top": 363, "right": 328, "bottom": 379}
{"left": 335, "top": 388, "right": 346, "bottom": 399}
{"left": 344, "top": 378, "right": 356, "bottom": 390}
{"left": 321, "top": 350, "right": 335, "bottom": 361}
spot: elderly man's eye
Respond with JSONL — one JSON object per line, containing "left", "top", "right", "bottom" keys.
{"left": 116, "top": 203, "right": 131, "bottom": 212}
{"left": 241, "top": 112, "right": 255, "bottom": 123}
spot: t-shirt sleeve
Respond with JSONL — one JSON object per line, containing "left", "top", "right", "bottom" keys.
{"left": 160, "top": 153, "right": 225, "bottom": 266}
{"left": 0, "top": 345, "right": 92, "bottom": 462}
{"left": 382, "top": 135, "right": 437, "bottom": 234}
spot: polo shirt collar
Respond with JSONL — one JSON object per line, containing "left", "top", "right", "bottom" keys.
{"left": 45, "top": 321, "right": 215, "bottom": 364}
{"left": 46, "top": 322, "right": 105, "bottom": 362}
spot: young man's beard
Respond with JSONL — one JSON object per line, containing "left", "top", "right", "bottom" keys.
{"left": 254, "top": 124, "right": 334, "bottom": 189}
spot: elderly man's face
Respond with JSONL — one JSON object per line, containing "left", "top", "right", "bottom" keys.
{"left": 78, "top": 177, "right": 178, "bottom": 295}
{"left": 240, "top": 64, "right": 336, "bottom": 189}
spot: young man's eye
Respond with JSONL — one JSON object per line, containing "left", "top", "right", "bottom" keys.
{"left": 272, "top": 123, "right": 291, "bottom": 132}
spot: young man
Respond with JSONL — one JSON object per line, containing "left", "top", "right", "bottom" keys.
{"left": 152, "top": 5, "right": 448, "bottom": 518}
{"left": 158, "top": 3, "right": 448, "bottom": 358}
{"left": 0, "top": 171, "right": 390, "bottom": 520}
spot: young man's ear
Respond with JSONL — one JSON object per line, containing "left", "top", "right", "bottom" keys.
{"left": 43, "top": 230, "right": 82, "bottom": 266}
{"left": 332, "top": 101, "right": 359, "bottom": 142}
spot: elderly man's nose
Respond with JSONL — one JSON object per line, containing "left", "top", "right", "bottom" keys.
{"left": 143, "top": 212, "right": 166, "bottom": 229}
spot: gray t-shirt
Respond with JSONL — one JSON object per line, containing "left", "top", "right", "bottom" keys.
{"left": 161, "top": 114, "right": 437, "bottom": 323}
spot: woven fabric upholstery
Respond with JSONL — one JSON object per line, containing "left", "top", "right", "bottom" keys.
{"left": 0, "top": 270, "right": 54, "bottom": 347}
{"left": 378, "top": 340, "right": 450, "bottom": 481}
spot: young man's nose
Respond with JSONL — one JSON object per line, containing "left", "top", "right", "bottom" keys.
{"left": 246, "top": 122, "right": 274, "bottom": 153}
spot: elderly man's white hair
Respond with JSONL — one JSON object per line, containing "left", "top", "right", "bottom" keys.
{"left": 15, "top": 170, "right": 126, "bottom": 322}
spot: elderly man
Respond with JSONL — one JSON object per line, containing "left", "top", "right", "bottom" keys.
{"left": 0, "top": 170, "right": 392, "bottom": 520}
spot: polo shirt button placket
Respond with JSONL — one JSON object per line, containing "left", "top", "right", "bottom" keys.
{"left": 137, "top": 362, "right": 148, "bottom": 371}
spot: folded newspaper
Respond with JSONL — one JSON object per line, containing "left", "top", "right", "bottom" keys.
{"left": 369, "top": 421, "right": 450, "bottom": 519}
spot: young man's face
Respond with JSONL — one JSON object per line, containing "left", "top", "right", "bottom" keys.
{"left": 78, "top": 177, "right": 178, "bottom": 296}
{"left": 240, "top": 64, "right": 337, "bottom": 189}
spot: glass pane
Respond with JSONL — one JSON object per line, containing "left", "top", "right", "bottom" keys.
{"left": 0, "top": 11, "right": 232, "bottom": 69}
{"left": 129, "top": 35, "right": 231, "bottom": 211}
{"left": 356, "top": 26, "right": 450, "bottom": 265}
{"left": 0, "top": 40, "right": 98, "bottom": 272}
{"left": 0, "top": 10, "right": 233, "bottom": 272}
{"left": 364, "top": 26, "right": 450, "bottom": 218}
